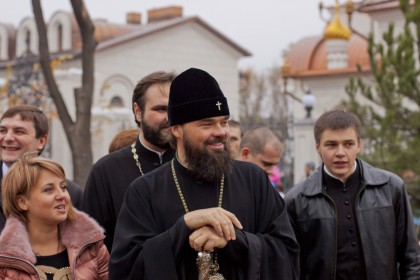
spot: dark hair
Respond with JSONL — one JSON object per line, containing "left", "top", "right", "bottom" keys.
{"left": 1, "top": 105, "right": 48, "bottom": 138}
{"left": 132, "top": 71, "right": 176, "bottom": 126}
{"left": 314, "top": 109, "right": 361, "bottom": 144}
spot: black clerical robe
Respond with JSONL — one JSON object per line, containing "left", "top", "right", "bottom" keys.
{"left": 82, "top": 138, "right": 175, "bottom": 250}
{"left": 109, "top": 159, "right": 300, "bottom": 280}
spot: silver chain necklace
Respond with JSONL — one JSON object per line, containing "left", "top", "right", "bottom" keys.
{"left": 131, "top": 142, "right": 144, "bottom": 175}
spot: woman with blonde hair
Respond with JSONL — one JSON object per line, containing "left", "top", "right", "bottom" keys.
{"left": 0, "top": 153, "right": 109, "bottom": 279}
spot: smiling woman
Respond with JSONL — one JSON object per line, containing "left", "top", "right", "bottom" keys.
{"left": 0, "top": 154, "right": 110, "bottom": 280}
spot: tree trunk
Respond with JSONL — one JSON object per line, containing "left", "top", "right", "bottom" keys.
{"left": 32, "top": 0, "right": 95, "bottom": 187}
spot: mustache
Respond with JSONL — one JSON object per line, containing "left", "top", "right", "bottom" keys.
{"left": 204, "top": 136, "right": 227, "bottom": 145}
{"left": 159, "top": 122, "right": 169, "bottom": 129}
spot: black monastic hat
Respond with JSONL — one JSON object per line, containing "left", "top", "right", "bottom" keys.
{"left": 168, "top": 68, "right": 230, "bottom": 126}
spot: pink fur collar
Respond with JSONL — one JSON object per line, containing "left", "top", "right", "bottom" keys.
{"left": 0, "top": 209, "right": 105, "bottom": 264}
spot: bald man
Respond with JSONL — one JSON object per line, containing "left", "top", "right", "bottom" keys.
{"left": 239, "top": 127, "right": 283, "bottom": 175}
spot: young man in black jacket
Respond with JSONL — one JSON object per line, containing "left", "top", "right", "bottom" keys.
{"left": 285, "top": 109, "right": 420, "bottom": 280}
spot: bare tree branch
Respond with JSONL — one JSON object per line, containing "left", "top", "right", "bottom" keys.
{"left": 31, "top": 0, "right": 74, "bottom": 130}
{"left": 31, "top": 0, "right": 96, "bottom": 186}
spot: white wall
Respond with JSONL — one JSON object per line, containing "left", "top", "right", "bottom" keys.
{"left": 293, "top": 119, "right": 320, "bottom": 185}
{"left": 48, "top": 21, "right": 244, "bottom": 178}
{"left": 0, "top": 25, "right": 10, "bottom": 60}
{"left": 94, "top": 22, "right": 242, "bottom": 119}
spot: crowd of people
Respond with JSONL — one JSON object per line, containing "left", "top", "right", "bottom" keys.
{"left": 0, "top": 67, "right": 418, "bottom": 280}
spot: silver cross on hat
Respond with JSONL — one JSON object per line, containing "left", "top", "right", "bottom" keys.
{"left": 215, "top": 101, "right": 222, "bottom": 110}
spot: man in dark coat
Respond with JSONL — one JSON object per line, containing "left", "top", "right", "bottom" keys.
{"left": 285, "top": 109, "right": 420, "bottom": 280}
{"left": 109, "top": 68, "right": 300, "bottom": 280}
{"left": 82, "top": 71, "right": 176, "bottom": 250}
{"left": 0, "top": 105, "right": 83, "bottom": 230}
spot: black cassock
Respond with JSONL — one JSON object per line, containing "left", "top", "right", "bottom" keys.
{"left": 110, "top": 159, "right": 300, "bottom": 280}
{"left": 81, "top": 138, "right": 175, "bottom": 250}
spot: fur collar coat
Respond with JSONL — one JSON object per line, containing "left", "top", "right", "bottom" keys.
{"left": 0, "top": 209, "right": 109, "bottom": 279}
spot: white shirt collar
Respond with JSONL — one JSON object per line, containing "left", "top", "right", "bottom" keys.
{"left": 2, "top": 162, "right": 9, "bottom": 176}
{"left": 323, "top": 160, "right": 357, "bottom": 183}
{"left": 139, "top": 138, "right": 167, "bottom": 162}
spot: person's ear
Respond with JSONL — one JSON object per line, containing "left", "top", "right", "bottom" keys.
{"left": 171, "top": 125, "right": 182, "bottom": 138}
{"left": 316, "top": 143, "right": 323, "bottom": 160}
{"left": 240, "top": 147, "right": 250, "bottom": 159}
{"left": 37, "top": 134, "right": 48, "bottom": 154}
{"left": 133, "top": 102, "right": 142, "bottom": 124}
{"left": 17, "top": 195, "right": 29, "bottom": 211}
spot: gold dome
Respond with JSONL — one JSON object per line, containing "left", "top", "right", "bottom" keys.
{"left": 324, "top": 5, "right": 351, "bottom": 40}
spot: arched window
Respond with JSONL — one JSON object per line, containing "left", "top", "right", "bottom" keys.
{"left": 25, "top": 29, "right": 31, "bottom": 53}
{"left": 110, "top": 96, "right": 124, "bottom": 108}
{"left": 57, "top": 23, "right": 63, "bottom": 51}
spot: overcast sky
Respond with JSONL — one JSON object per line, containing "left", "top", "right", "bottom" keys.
{"left": 0, "top": 0, "right": 334, "bottom": 71}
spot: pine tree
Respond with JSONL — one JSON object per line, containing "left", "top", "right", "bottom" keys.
{"left": 344, "top": 0, "right": 420, "bottom": 217}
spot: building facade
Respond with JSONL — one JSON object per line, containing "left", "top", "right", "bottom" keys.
{"left": 0, "top": 6, "right": 250, "bottom": 178}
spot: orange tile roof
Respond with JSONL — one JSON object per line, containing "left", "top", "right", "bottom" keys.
{"left": 287, "top": 34, "right": 370, "bottom": 78}
{"left": 0, "top": 12, "right": 251, "bottom": 69}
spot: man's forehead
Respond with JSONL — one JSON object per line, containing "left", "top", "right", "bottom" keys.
{"left": 196, "top": 116, "right": 229, "bottom": 122}
{"left": 229, "top": 126, "right": 241, "bottom": 134}
{"left": 144, "top": 87, "right": 169, "bottom": 103}
{"left": 262, "top": 144, "right": 282, "bottom": 157}
{"left": 0, "top": 115, "right": 35, "bottom": 127}
{"left": 148, "top": 82, "right": 170, "bottom": 94}
{"left": 320, "top": 128, "right": 359, "bottom": 141}
{"left": 257, "top": 151, "right": 280, "bottom": 166}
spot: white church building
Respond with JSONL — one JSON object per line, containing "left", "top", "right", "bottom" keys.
{"left": 0, "top": 6, "right": 250, "bottom": 178}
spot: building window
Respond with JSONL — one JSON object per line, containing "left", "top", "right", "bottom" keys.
{"left": 25, "top": 29, "right": 31, "bottom": 53}
{"left": 57, "top": 24, "right": 63, "bottom": 51}
{"left": 110, "top": 96, "right": 124, "bottom": 108}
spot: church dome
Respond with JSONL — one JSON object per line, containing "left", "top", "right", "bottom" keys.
{"left": 286, "top": 34, "right": 369, "bottom": 77}
{"left": 324, "top": 8, "right": 351, "bottom": 40}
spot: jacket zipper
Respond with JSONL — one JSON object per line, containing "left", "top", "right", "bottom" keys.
{"left": 72, "top": 237, "right": 104, "bottom": 279}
